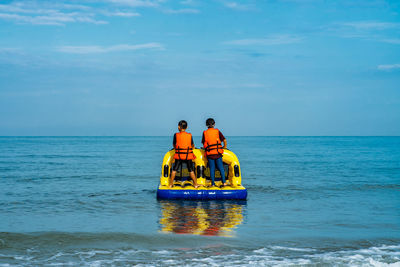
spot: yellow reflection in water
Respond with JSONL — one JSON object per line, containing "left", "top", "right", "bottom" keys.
{"left": 158, "top": 200, "right": 246, "bottom": 237}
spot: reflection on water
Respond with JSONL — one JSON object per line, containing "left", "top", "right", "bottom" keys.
{"left": 158, "top": 200, "right": 246, "bottom": 237}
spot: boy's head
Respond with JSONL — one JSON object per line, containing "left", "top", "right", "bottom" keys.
{"left": 206, "top": 118, "right": 215, "bottom": 128}
{"left": 178, "top": 120, "right": 188, "bottom": 130}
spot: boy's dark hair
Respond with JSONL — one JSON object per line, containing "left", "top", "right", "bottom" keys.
{"left": 206, "top": 118, "right": 215, "bottom": 127}
{"left": 178, "top": 120, "right": 188, "bottom": 129}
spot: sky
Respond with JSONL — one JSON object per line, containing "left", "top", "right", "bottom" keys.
{"left": 0, "top": 0, "right": 399, "bottom": 136}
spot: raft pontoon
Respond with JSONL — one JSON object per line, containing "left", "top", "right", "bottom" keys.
{"left": 157, "top": 148, "right": 247, "bottom": 200}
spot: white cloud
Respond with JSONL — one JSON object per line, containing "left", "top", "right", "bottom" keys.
{"left": 104, "top": 0, "right": 163, "bottom": 7}
{"left": 0, "top": 1, "right": 144, "bottom": 26}
{"left": 0, "top": 2, "right": 108, "bottom": 26}
{"left": 0, "top": 47, "right": 21, "bottom": 53}
{"left": 163, "top": 8, "right": 199, "bottom": 14}
{"left": 377, "top": 64, "right": 400, "bottom": 71}
{"left": 0, "top": 12, "right": 107, "bottom": 25}
{"left": 104, "top": 11, "right": 140, "bottom": 17}
{"left": 55, "top": 3, "right": 92, "bottom": 11}
{"left": 324, "top": 21, "right": 400, "bottom": 44}
{"left": 224, "top": 34, "right": 302, "bottom": 45}
{"left": 180, "top": 0, "right": 196, "bottom": 5}
{"left": 382, "top": 39, "right": 400, "bottom": 44}
{"left": 0, "top": 2, "right": 88, "bottom": 15}
{"left": 341, "top": 21, "right": 400, "bottom": 30}
{"left": 57, "top": 43, "right": 164, "bottom": 54}
{"left": 223, "top": 1, "right": 251, "bottom": 11}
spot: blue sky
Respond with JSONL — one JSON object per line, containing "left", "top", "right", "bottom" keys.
{"left": 0, "top": 0, "right": 399, "bottom": 136}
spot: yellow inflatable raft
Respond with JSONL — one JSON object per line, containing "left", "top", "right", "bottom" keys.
{"left": 157, "top": 148, "right": 247, "bottom": 200}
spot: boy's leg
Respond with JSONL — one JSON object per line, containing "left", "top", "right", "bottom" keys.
{"left": 187, "top": 160, "right": 198, "bottom": 188}
{"left": 169, "top": 160, "right": 181, "bottom": 188}
{"left": 215, "top": 157, "right": 226, "bottom": 185}
{"left": 208, "top": 158, "right": 216, "bottom": 186}
{"left": 169, "top": 170, "right": 177, "bottom": 188}
{"left": 189, "top": 171, "right": 198, "bottom": 188}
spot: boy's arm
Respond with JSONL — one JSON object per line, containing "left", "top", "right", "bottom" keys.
{"left": 191, "top": 136, "right": 195, "bottom": 148}
{"left": 219, "top": 131, "right": 227, "bottom": 149}
{"left": 173, "top": 133, "right": 176, "bottom": 148}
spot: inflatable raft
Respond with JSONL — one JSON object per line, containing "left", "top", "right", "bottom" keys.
{"left": 157, "top": 148, "right": 247, "bottom": 200}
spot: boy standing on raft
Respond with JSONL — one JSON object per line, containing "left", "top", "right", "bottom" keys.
{"left": 169, "top": 120, "right": 199, "bottom": 188}
{"left": 202, "top": 118, "right": 228, "bottom": 187}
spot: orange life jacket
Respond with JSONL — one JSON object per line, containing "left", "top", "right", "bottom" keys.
{"left": 174, "top": 132, "right": 196, "bottom": 160}
{"left": 203, "top": 128, "right": 224, "bottom": 157}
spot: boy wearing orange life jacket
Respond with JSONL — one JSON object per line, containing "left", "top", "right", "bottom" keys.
{"left": 169, "top": 120, "right": 199, "bottom": 188}
{"left": 202, "top": 118, "right": 227, "bottom": 187}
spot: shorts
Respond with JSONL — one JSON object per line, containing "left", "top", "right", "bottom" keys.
{"left": 172, "top": 160, "right": 194, "bottom": 172}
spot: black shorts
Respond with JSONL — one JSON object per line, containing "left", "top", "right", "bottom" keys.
{"left": 172, "top": 160, "right": 194, "bottom": 172}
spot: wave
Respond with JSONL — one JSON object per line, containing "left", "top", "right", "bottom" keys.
{"left": 247, "top": 244, "right": 400, "bottom": 266}
{"left": 0, "top": 234, "right": 399, "bottom": 266}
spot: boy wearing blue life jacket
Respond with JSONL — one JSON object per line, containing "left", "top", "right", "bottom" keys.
{"left": 202, "top": 118, "right": 227, "bottom": 187}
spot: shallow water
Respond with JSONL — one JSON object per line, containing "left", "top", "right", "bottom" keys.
{"left": 1, "top": 136, "right": 399, "bottom": 266}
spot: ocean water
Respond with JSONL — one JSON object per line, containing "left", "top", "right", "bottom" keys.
{"left": 0, "top": 136, "right": 399, "bottom": 266}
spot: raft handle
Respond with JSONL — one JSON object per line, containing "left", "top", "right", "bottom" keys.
{"left": 163, "top": 165, "right": 169, "bottom": 177}
{"left": 234, "top": 165, "right": 240, "bottom": 177}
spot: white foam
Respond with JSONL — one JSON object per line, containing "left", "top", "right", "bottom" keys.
{"left": 369, "top": 258, "right": 400, "bottom": 267}
{"left": 13, "top": 255, "right": 33, "bottom": 261}
{"left": 152, "top": 249, "right": 176, "bottom": 255}
{"left": 46, "top": 252, "right": 65, "bottom": 261}
{"left": 186, "top": 244, "right": 400, "bottom": 267}
{"left": 253, "top": 247, "right": 272, "bottom": 254}
{"left": 47, "top": 262, "right": 75, "bottom": 266}
{"left": 119, "top": 249, "right": 146, "bottom": 255}
{"left": 1, "top": 244, "right": 399, "bottom": 266}
{"left": 77, "top": 250, "right": 113, "bottom": 259}
{"left": 270, "top": 245, "right": 317, "bottom": 252}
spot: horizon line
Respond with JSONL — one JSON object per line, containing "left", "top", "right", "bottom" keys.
{"left": 0, "top": 135, "right": 399, "bottom": 138}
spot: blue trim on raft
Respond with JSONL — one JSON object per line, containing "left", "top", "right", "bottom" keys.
{"left": 157, "top": 189, "right": 247, "bottom": 200}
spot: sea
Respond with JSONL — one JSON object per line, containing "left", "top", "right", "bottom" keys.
{"left": 0, "top": 136, "right": 399, "bottom": 266}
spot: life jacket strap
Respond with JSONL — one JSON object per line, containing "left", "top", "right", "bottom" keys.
{"left": 175, "top": 147, "right": 193, "bottom": 160}
{"left": 205, "top": 142, "right": 223, "bottom": 155}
